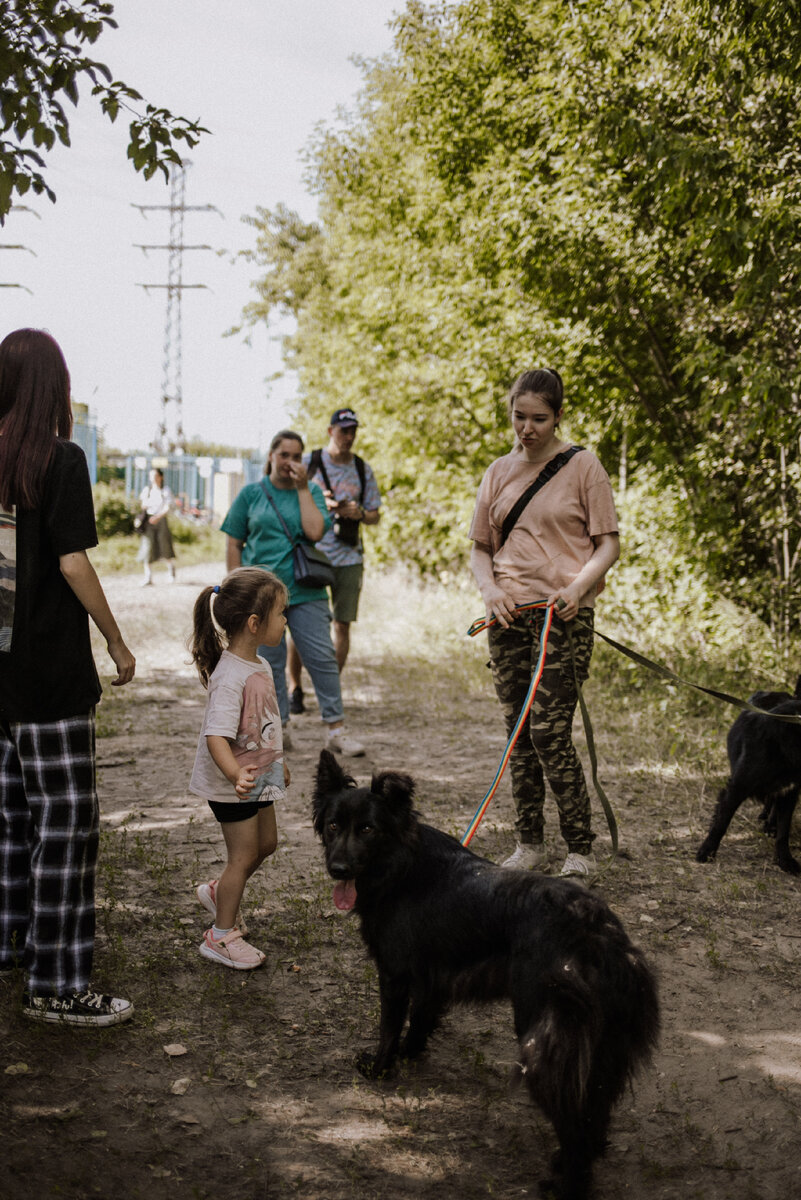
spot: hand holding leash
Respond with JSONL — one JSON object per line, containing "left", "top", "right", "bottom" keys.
{"left": 549, "top": 591, "right": 578, "bottom": 621}
{"left": 481, "top": 583, "right": 519, "bottom": 629}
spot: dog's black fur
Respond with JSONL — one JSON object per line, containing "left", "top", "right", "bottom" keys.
{"left": 697, "top": 675, "right": 801, "bottom": 875}
{"left": 313, "top": 750, "right": 660, "bottom": 1200}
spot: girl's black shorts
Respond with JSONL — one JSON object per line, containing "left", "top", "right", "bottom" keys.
{"left": 208, "top": 798, "right": 275, "bottom": 824}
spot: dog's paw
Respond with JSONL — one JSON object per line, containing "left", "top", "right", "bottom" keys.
{"left": 355, "top": 1051, "right": 392, "bottom": 1080}
{"left": 695, "top": 842, "right": 715, "bottom": 863}
{"left": 399, "top": 1036, "right": 426, "bottom": 1061}
{"left": 776, "top": 855, "right": 801, "bottom": 876}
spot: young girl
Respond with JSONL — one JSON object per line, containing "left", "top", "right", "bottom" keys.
{"left": 189, "top": 567, "right": 289, "bottom": 969}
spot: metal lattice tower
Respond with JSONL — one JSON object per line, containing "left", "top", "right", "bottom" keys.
{"left": 134, "top": 163, "right": 221, "bottom": 453}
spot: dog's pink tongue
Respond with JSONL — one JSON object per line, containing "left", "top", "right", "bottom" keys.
{"left": 333, "top": 879, "right": 357, "bottom": 912}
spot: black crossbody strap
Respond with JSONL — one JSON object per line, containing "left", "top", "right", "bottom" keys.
{"left": 259, "top": 479, "right": 296, "bottom": 544}
{"left": 499, "top": 445, "right": 584, "bottom": 548}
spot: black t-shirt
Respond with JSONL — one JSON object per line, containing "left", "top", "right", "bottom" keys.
{"left": 0, "top": 439, "right": 102, "bottom": 721}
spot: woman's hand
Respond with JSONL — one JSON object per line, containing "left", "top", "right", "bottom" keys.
{"left": 546, "top": 582, "right": 583, "bottom": 622}
{"left": 482, "top": 582, "right": 519, "bottom": 629}
{"left": 286, "top": 459, "right": 310, "bottom": 490}
{"left": 549, "top": 533, "right": 620, "bottom": 621}
{"left": 471, "top": 543, "right": 518, "bottom": 628}
{"left": 107, "top": 636, "right": 136, "bottom": 686}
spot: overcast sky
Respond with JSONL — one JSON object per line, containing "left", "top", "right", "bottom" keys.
{"left": 0, "top": 0, "right": 403, "bottom": 454}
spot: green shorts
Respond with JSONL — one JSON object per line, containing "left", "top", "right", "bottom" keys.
{"left": 330, "top": 562, "right": 364, "bottom": 623}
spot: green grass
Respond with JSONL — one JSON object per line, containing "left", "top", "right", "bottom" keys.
{"left": 90, "top": 523, "right": 225, "bottom": 574}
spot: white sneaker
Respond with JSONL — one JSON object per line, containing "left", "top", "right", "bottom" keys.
{"left": 327, "top": 728, "right": 365, "bottom": 757}
{"left": 559, "top": 852, "right": 597, "bottom": 879}
{"left": 501, "top": 843, "right": 547, "bottom": 871}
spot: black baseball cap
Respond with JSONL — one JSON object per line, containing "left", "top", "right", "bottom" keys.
{"left": 330, "top": 407, "right": 359, "bottom": 428}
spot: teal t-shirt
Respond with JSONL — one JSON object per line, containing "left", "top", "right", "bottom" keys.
{"left": 220, "top": 478, "right": 332, "bottom": 606}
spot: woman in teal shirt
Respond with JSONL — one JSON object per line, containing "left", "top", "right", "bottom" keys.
{"left": 222, "top": 430, "right": 364, "bottom": 757}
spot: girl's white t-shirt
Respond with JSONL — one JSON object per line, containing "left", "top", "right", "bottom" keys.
{"left": 189, "top": 650, "right": 285, "bottom": 803}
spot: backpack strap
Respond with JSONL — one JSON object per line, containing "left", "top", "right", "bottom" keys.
{"left": 499, "top": 445, "right": 584, "bottom": 548}
{"left": 308, "top": 448, "right": 332, "bottom": 493}
{"left": 310, "top": 449, "right": 366, "bottom": 505}
{"left": 353, "top": 454, "right": 366, "bottom": 504}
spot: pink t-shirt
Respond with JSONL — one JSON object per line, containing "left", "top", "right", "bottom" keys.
{"left": 469, "top": 447, "right": 618, "bottom": 607}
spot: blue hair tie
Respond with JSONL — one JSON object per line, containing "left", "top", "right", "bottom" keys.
{"left": 212, "top": 585, "right": 220, "bottom": 594}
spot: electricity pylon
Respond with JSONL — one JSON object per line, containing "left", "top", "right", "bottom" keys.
{"left": 134, "top": 162, "right": 221, "bottom": 453}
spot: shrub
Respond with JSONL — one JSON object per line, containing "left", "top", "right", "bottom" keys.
{"left": 93, "top": 484, "right": 138, "bottom": 538}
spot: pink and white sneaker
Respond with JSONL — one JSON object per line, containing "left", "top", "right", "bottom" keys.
{"left": 198, "top": 927, "right": 265, "bottom": 970}
{"left": 195, "top": 879, "right": 248, "bottom": 936}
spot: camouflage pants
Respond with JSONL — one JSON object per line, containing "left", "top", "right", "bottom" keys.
{"left": 488, "top": 607, "right": 595, "bottom": 854}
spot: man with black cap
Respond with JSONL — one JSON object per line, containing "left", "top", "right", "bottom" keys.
{"left": 287, "top": 408, "right": 381, "bottom": 715}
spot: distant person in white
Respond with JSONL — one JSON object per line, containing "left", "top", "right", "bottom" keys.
{"left": 139, "top": 467, "right": 176, "bottom": 586}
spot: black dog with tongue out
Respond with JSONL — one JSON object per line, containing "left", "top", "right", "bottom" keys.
{"left": 312, "top": 749, "right": 660, "bottom": 1200}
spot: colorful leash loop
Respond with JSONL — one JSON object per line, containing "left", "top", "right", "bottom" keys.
{"left": 461, "top": 601, "right": 554, "bottom": 847}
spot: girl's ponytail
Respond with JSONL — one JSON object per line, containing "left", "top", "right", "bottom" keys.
{"left": 190, "top": 568, "right": 288, "bottom": 686}
{"left": 191, "top": 586, "right": 225, "bottom": 686}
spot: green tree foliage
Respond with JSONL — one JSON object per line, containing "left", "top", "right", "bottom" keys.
{"left": 182, "top": 436, "right": 258, "bottom": 458}
{"left": 0, "top": 0, "right": 207, "bottom": 220}
{"left": 241, "top": 0, "right": 801, "bottom": 643}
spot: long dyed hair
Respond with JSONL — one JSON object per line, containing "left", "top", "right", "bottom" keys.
{"left": 0, "top": 328, "right": 73, "bottom": 510}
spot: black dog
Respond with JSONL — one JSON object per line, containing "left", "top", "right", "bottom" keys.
{"left": 697, "top": 676, "right": 801, "bottom": 875}
{"left": 313, "top": 750, "right": 659, "bottom": 1200}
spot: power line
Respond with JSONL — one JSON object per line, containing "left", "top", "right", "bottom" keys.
{"left": 0, "top": 206, "right": 40, "bottom": 293}
{"left": 133, "top": 163, "right": 222, "bottom": 453}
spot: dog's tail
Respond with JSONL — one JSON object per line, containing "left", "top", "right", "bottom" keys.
{"left": 517, "top": 941, "right": 659, "bottom": 1149}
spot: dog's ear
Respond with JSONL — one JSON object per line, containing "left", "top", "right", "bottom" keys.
{"left": 312, "top": 749, "right": 355, "bottom": 833}
{"left": 370, "top": 770, "right": 415, "bottom": 809}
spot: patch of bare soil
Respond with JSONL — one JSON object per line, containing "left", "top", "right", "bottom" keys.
{"left": 2, "top": 564, "right": 800, "bottom": 1200}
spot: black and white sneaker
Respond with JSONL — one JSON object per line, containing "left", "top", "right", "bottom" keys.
{"left": 22, "top": 989, "right": 134, "bottom": 1027}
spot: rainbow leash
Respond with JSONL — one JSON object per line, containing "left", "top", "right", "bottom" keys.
{"left": 461, "top": 601, "right": 554, "bottom": 846}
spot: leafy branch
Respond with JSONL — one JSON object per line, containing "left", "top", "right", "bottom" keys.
{"left": 0, "top": 0, "right": 208, "bottom": 220}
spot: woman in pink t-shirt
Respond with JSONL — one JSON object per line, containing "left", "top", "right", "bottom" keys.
{"left": 469, "top": 368, "right": 619, "bottom": 880}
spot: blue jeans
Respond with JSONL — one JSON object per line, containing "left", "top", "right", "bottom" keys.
{"left": 259, "top": 599, "right": 343, "bottom": 726}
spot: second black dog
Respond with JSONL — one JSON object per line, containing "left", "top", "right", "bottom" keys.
{"left": 313, "top": 750, "right": 660, "bottom": 1200}
{"left": 696, "top": 676, "right": 801, "bottom": 875}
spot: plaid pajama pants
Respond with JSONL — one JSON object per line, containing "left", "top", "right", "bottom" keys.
{"left": 488, "top": 608, "right": 596, "bottom": 854}
{"left": 0, "top": 713, "right": 98, "bottom": 995}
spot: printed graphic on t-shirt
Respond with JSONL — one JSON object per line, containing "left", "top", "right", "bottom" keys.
{"left": 233, "top": 671, "right": 284, "bottom": 801}
{"left": 0, "top": 505, "right": 16, "bottom": 652}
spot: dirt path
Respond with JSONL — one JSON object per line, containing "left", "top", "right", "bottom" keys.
{"left": 2, "top": 564, "right": 800, "bottom": 1200}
